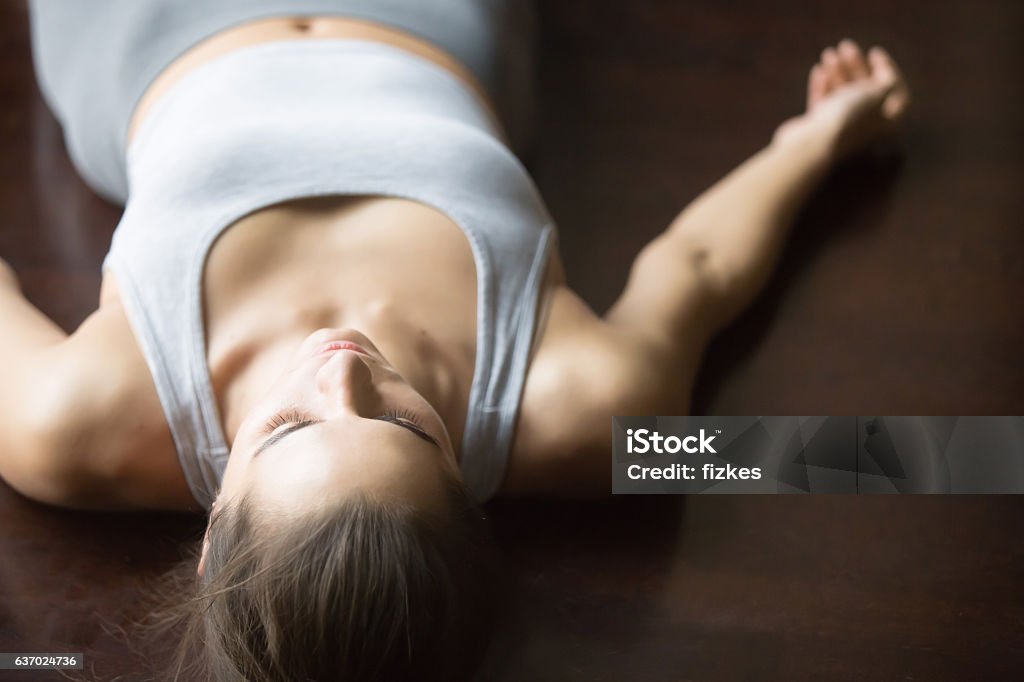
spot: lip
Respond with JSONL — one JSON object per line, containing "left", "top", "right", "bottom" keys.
{"left": 318, "top": 341, "right": 372, "bottom": 357}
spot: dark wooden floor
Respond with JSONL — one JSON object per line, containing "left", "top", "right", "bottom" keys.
{"left": 2, "top": 1, "right": 1022, "bottom": 680}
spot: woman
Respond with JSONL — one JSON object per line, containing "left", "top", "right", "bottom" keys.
{"left": 1, "top": 1, "right": 909, "bottom": 679}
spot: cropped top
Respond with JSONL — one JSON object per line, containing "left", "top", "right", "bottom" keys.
{"left": 29, "top": 0, "right": 537, "bottom": 204}
{"left": 99, "top": 41, "right": 556, "bottom": 509}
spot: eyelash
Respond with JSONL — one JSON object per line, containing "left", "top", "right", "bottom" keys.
{"left": 260, "top": 407, "right": 424, "bottom": 434}
{"left": 261, "top": 408, "right": 315, "bottom": 434}
{"left": 382, "top": 407, "right": 424, "bottom": 427}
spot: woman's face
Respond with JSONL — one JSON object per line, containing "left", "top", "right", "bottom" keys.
{"left": 214, "top": 328, "right": 460, "bottom": 516}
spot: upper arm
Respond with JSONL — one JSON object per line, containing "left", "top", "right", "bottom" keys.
{"left": 0, "top": 342, "right": 101, "bottom": 506}
{"left": 0, "top": 278, "right": 77, "bottom": 504}
{"left": 0, "top": 299, "right": 193, "bottom": 512}
{"left": 604, "top": 231, "right": 726, "bottom": 352}
{"left": 502, "top": 286, "right": 702, "bottom": 498}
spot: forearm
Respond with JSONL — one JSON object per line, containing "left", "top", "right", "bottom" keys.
{"left": 666, "top": 129, "right": 834, "bottom": 325}
{"left": 607, "top": 126, "right": 836, "bottom": 355}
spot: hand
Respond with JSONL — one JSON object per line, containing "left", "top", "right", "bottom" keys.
{"left": 773, "top": 39, "right": 911, "bottom": 162}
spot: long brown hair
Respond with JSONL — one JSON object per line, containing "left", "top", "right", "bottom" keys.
{"left": 135, "top": 474, "right": 500, "bottom": 681}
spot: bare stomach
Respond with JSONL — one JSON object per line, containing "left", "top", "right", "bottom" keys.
{"left": 127, "top": 15, "right": 499, "bottom": 144}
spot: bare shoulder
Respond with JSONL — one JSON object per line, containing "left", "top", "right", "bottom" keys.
{"left": 501, "top": 284, "right": 700, "bottom": 498}
{"left": 18, "top": 277, "right": 197, "bottom": 511}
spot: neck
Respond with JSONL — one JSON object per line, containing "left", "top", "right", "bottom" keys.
{"left": 213, "top": 301, "right": 471, "bottom": 457}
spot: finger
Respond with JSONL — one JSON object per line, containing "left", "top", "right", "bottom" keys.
{"left": 808, "top": 64, "right": 828, "bottom": 109}
{"left": 867, "top": 46, "right": 900, "bottom": 86}
{"left": 838, "top": 39, "right": 870, "bottom": 79}
{"left": 868, "top": 46, "right": 911, "bottom": 118}
{"left": 821, "top": 47, "right": 848, "bottom": 86}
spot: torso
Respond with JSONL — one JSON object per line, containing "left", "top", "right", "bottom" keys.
{"left": 92, "top": 16, "right": 572, "bottom": 512}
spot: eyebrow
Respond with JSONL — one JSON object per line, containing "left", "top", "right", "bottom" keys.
{"left": 251, "top": 416, "right": 441, "bottom": 458}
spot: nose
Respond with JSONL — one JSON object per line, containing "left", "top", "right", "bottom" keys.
{"left": 315, "top": 350, "right": 377, "bottom": 412}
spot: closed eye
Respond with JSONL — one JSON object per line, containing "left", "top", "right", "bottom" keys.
{"left": 251, "top": 414, "right": 440, "bottom": 458}
{"left": 374, "top": 415, "right": 441, "bottom": 448}
{"left": 252, "top": 419, "right": 322, "bottom": 458}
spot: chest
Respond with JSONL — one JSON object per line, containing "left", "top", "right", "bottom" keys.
{"left": 202, "top": 196, "right": 480, "bottom": 369}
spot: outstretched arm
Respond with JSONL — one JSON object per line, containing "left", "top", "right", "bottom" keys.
{"left": 607, "top": 41, "right": 909, "bottom": 377}
{"left": 605, "top": 126, "right": 832, "bottom": 365}
{"left": 506, "top": 41, "right": 909, "bottom": 498}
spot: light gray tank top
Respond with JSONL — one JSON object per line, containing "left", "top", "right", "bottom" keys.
{"left": 101, "top": 41, "right": 556, "bottom": 509}
{"left": 29, "top": 0, "right": 536, "bottom": 204}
